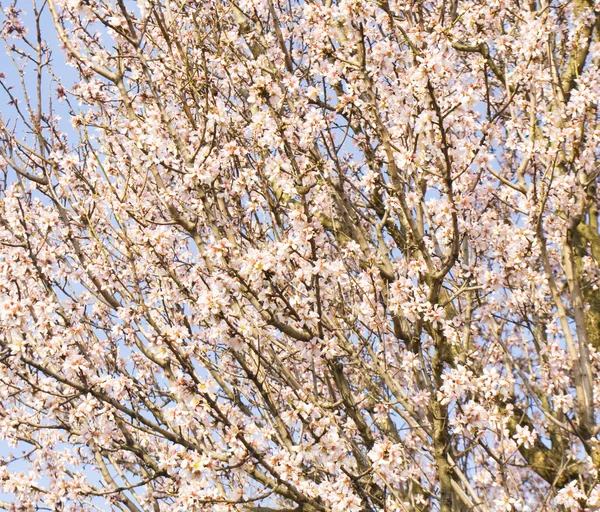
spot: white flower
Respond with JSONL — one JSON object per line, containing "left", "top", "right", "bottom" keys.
{"left": 512, "top": 424, "right": 537, "bottom": 449}
{"left": 555, "top": 481, "right": 586, "bottom": 511}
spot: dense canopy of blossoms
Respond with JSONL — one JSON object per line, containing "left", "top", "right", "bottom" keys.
{"left": 1, "top": 0, "right": 600, "bottom": 510}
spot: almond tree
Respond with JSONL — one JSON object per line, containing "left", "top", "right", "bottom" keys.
{"left": 1, "top": 0, "right": 600, "bottom": 510}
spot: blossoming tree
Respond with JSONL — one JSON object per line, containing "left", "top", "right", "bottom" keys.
{"left": 1, "top": 0, "right": 600, "bottom": 510}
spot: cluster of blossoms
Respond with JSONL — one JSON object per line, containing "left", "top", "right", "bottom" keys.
{"left": 1, "top": 0, "right": 600, "bottom": 510}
